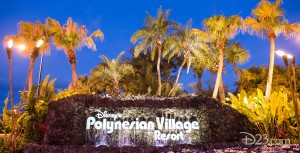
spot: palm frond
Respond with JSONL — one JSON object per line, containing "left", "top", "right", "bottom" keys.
{"left": 116, "top": 51, "right": 125, "bottom": 62}
{"left": 134, "top": 40, "right": 149, "bottom": 58}
{"left": 283, "top": 23, "right": 300, "bottom": 38}
{"left": 225, "top": 42, "right": 250, "bottom": 66}
{"left": 90, "top": 29, "right": 104, "bottom": 41}
{"left": 244, "top": 17, "right": 264, "bottom": 37}
{"left": 46, "top": 17, "right": 62, "bottom": 35}
{"left": 130, "top": 28, "right": 151, "bottom": 43}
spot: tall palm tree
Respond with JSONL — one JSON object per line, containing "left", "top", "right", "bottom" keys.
{"left": 191, "top": 39, "right": 215, "bottom": 93}
{"left": 203, "top": 15, "right": 243, "bottom": 100}
{"left": 46, "top": 17, "right": 104, "bottom": 92}
{"left": 216, "top": 41, "right": 249, "bottom": 103}
{"left": 163, "top": 20, "right": 208, "bottom": 96}
{"left": 17, "top": 21, "right": 51, "bottom": 89}
{"left": 244, "top": 0, "right": 300, "bottom": 99}
{"left": 130, "top": 6, "right": 177, "bottom": 96}
{"left": 191, "top": 40, "right": 249, "bottom": 103}
{"left": 89, "top": 51, "right": 134, "bottom": 94}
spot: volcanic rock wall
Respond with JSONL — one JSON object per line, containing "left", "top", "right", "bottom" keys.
{"left": 25, "top": 95, "right": 258, "bottom": 153}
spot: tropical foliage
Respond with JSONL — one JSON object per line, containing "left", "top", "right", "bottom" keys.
{"left": 163, "top": 20, "right": 208, "bottom": 96}
{"left": 17, "top": 20, "right": 51, "bottom": 89}
{"left": 46, "top": 17, "right": 104, "bottom": 92}
{"left": 235, "top": 65, "right": 300, "bottom": 96}
{"left": 226, "top": 89, "right": 300, "bottom": 141}
{"left": 0, "top": 75, "right": 56, "bottom": 152}
{"left": 2, "top": 0, "right": 300, "bottom": 151}
{"left": 203, "top": 15, "right": 243, "bottom": 100}
{"left": 124, "top": 50, "right": 185, "bottom": 96}
{"left": 244, "top": 0, "right": 300, "bottom": 99}
{"left": 89, "top": 52, "right": 135, "bottom": 95}
{"left": 131, "top": 6, "right": 177, "bottom": 96}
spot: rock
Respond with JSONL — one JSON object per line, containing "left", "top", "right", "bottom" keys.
{"left": 26, "top": 94, "right": 259, "bottom": 152}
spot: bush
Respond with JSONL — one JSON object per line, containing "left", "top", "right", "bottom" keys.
{"left": 0, "top": 75, "right": 56, "bottom": 152}
{"left": 226, "top": 89, "right": 300, "bottom": 141}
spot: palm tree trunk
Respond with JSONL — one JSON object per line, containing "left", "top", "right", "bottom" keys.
{"left": 291, "top": 61, "right": 300, "bottom": 138}
{"left": 218, "top": 76, "right": 226, "bottom": 103}
{"left": 197, "top": 70, "right": 204, "bottom": 94}
{"left": 265, "top": 37, "right": 275, "bottom": 100}
{"left": 71, "top": 63, "right": 78, "bottom": 92}
{"left": 28, "top": 58, "right": 35, "bottom": 89}
{"left": 68, "top": 49, "right": 78, "bottom": 92}
{"left": 157, "top": 46, "right": 162, "bottom": 96}
{"left": 168, "top": 58, "right": 186, "bottom": 96}
{"left": 114, "top": 78, "right": 120, "bottom": 94}
{"left": 212, "top": 44, "right": 224, "bottom": 99}
{"left": 8, "top": 59, "right": 14, "bottom": 109}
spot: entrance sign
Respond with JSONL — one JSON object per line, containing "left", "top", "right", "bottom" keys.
{"left": 85, "top": 107, "right": 205, "bottom": 147}
{"left": 37, "top": 95, "right": 259, "bottom": 152}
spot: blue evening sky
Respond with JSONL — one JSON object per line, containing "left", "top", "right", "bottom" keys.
{"left": 0, "top": 0, "right": 300, "bottom": 106}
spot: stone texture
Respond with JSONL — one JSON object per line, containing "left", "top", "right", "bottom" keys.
{"left": 25, "top": 94, "right": 259, "bottom": 152}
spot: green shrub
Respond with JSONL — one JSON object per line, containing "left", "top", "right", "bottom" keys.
{"left": 226, "top": 89, "right": 299, "bottom": 141}
{"left": 0, "top": 75, "right": 56, "bottom": 152}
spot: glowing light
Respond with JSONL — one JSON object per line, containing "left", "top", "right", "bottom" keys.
{"left": 17, "top": 44, "right": 26, "bottom": 52}
{"left": 7, "top": 39, "right": 13, "bottom": 48}
{"left": 286, "top": 54, "right": 293, "bottom": 59}
{"left": 36, "top": 40, "right": 44, "bottom": 48}
{"left": 275, "top": 50, "right": 286, "bottom": 57}
{"left": 243, "top": 96, "right": 248, "bottom": 104}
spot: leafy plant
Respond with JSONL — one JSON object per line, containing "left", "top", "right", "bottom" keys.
{"left": 1, "top": 98, "right": 13, "bottom": 133}
{"left": 244, "top": 0, "right": 300, "bottom": 99}
{"left": 235, "top": 65, "right": 300, "bottom": 96}
{"left": 226, "top": 89, "right": 300, "bottom": 141}
{"left": 18, "top": 75, "right": 56, "bottom": 144}
{"left": 131, "top": 6, "right": 177, "bottom": 95}
{"left": 89, "top": 51, "right": 135, "bottom": 95}
{"left": 0, "top": 75, "right": 56, "bottom": 152}
{"left": 46, "top": 17, "right": 104, "bottom": 92}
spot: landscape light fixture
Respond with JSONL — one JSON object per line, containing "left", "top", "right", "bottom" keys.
{"left": 5, "top": 39, "right": 15, "bottom": 120}
{"left": 36, "top": 39, "right": 44, "bottom": 95}
{"left": 276, "top": 50, "right": 300, "bottom": 138}
{"left": 17, "top": 44, "right": 26, "bottom": 52}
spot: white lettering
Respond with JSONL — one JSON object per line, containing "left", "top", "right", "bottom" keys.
{"left": 106, "top": 121, "right": 113, "bottom": 133}
{"left": 115, "top": 121, "right": 122, "bottom": 129}
{"left": 122, "top": 121, "right": 129, "bottom": 129}
{"left": 147, "top": 121, "right": 155, "bottom": 129}
{"left": 192, "top": 121, "right": 199, "bottom": 129}
{"left": 86, "top": 117, "right": 95, "bottom": 129}
{"left": 139, "top": 121, "right": 147, "bottom": 129}
{"left": 154, "top": 130, "right": 161, "bottom": 140}
{"left": 153, "top": 130, "right": 185, "bottom": 141}
{"left": 94, "top": 121, "right": 102, "bottom": 129}
{"left": 184, "top": 121, "right": 192, "bottom": 133}
{"left": 156, "top": 117, "right": 164, "bottom": 129}
{"left": 95, "top": 110, "right": 123, "bottom": 119}
{"left": 175, "top": 121, "right": 183, "bottom": 129}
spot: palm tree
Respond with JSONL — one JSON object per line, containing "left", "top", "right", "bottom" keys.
{"left": 235, "top": 65, "right": 295, "bottom": 95}
{"left": 17, "top": 21, "right": 50, "bottom": 89}
{"left": 244, "top": 0, "right": 300, "bottom": 99}
{"left": 191, "top": 43, "right": 215, "bottom": 93}
{"left": 130, "top": 6, "right": 177, "bottom": 96}
{"left": 89, "top": 51, "right": 134, "bottom": 94}
{"left": 191, "top": 40, "right": 249, "bottom": 103}
{"left": 217, "top": 41, "right": 249, "bottom": 103}
{"left": 163, "top": 20, "right": 208, "bottom": 96}
{"left": 46, "top": 17, "right": 104, "bottom": 92}
{"left": 203, "top": 15, "right": 243, "bottom": 100}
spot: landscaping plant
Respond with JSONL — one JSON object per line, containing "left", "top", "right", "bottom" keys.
{"left": 226, "top": 89, "right": 300, "bottom": 142}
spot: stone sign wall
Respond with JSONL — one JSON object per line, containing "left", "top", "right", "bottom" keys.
{"left": 25, "top": 95, "right": 259, "bottom": 152}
